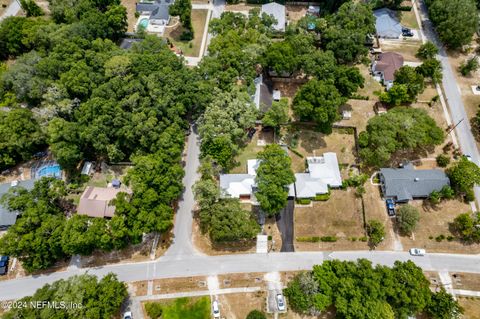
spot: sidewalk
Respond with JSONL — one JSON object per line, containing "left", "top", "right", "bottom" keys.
{"left": 0, "top": 0, "right": 21, "bottom": 22}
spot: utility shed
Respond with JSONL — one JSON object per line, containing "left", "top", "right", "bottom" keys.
{"left": 379, "top": 163, "right": 450, "bottom": 202}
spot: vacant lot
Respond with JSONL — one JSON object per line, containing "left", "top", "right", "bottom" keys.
{"left": 230, "top": 129, "right": 274, "bottom": 174}
{"left": 458, "top": 297, "right": 480, "bottom": 319}
{"left": 217, "top": 292, "right": 266, "bottom": 319}
{"left": 143, "top": 296, "right": 211, "bottom": 319}
{"left": 380, "top": 40, "right": 421, "bottom": 62}
{"left": 295, "top": 189, "right": 368, "bottom": 251}
{"left": 399, "top": 199, "right": 478, "bottom": 253}
{"left": 165, "top": 9, "right": 209, "bottom": 57}
{"left": 451, "top": 273, "right": 480, "bottom": 291}
{"left": 282, "top": 126, "right": 357, "bottom": 173}
{"left": 152, "top": 276, "right": 208, "bottom": 294}
{"left": 121, "top": 0, "right": 137, "bottom": 32}
{"left": 218, "top": 273, "right": 265, "bottom": 289}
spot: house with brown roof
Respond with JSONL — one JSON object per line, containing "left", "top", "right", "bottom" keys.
{"left": 77, "top": 186, "right": 132, "bottom": 218}
{"left": 372, "top": 52, "right": 404, "bottom": 90}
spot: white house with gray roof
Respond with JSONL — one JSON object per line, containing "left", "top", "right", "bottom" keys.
{"left": 294, "top": 153, "right": 342, "bottom": 198}
{"left": 379, "top": 163, "right": 450, "bottom": 202}
{"left": 135, "top": 0, "right": 173, "bottom": 35}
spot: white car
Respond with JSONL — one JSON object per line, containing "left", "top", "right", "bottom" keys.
{"left": 465, "top": 155, "right": 473, "bottom": 162}
{"left": 276, "top": 293, "right": 286, "bottom": 311}
{"left": 123, "top": 311, "right": 132, "bottom": 319}
{"left": 212, "top": 300, "right": 220, "bottom": 318}
{"left": 409, "top": 248, "right": 426, "bottom": 256}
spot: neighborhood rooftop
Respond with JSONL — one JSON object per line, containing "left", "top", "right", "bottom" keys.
{"left": 261, "top": 2, "right": 286, "bottom": 32}
{"left": 77, "top": 186, "right": 131, "bottom": 218}
{"left": 374, "top": 8, "right": 402, "bottom": 39}
{"left": 0, "top": 180, "right": 35, "bottom": 229}
{"left": 380, "top": 163, "right": 450, "bottom": 202}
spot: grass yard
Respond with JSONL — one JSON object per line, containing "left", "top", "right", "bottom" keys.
{"left": 230, "top": 129, "right": 274, "bottom": 174}
{"left": 380, "top": 40, "right": 421, "bottom": 62}
{"left": 294, "top": 189, "right": 368, "bottom": 251}
{"left": 144, "top": 297, "right": 211, "bottom": 319}
{"left": 121, "top": 0, "right": 138, "bottom": 32}
{"left": 397, "top": 5, "right": 419, "bottom": 30}
{"left": 165, "top": 9, "right": 208, "bottom": 57}
{"left": 399, "top": 199, "right": 479, "bottom": 254}
{"left": 458, "top": 297, "right": 480, "bottom": 319}
{"left": 282, "top": 125, "right": 357, "bottom": 174}
{"left": 217, "top": 292, "right": 266, "bottom": 319}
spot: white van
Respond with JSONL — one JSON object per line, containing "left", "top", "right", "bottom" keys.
{"left": 212, "top": 300, "right": 220, "bottom": 318}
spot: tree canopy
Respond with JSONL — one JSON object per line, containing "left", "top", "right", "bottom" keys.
{"left": 396, "top": 204, "right": 420, "bottom": 235}
{"left": 447, "top": 157, "right": 480, "bottom": 197}
{"left": 284, "top": 259, "right": 462, "bottom": 319}
{"left": 255, "top": 144, "right": 295, "bottom": 215}
{"left": 3, "top": 273, "right": 127, "bottom": 319}
{"left": 359, "top": 107, "right": 444, "bottom": 166}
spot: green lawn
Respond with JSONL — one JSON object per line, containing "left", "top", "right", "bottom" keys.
{"left": 166, "top": 9, "right": 208, "bottom": 57}
{"left": 147, "top": 297, "right": 210, "bottom": 319}
{"left": 398, "top": 9, "right": 419, "bottom": 29}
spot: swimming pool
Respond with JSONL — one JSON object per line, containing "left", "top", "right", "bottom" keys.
{"left": 139, "top": 18, "right": 149, "bottom": 29}
{"left": 36, "top": 164, "right": 62, "bottom": 178}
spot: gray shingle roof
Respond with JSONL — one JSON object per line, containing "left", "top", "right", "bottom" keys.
{"left": 136, "top": 1, "right": 171, "bottom": 21}
{"left": 380, "top": 163, "right": 450, "bottom": 202}
{"left": 374, "top": 8, "right": 402, "bottom": 39}
{"left": 0, "top": 180, "right": 35, "bottom": 227}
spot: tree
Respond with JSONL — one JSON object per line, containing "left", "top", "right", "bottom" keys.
{"left": 396, "top": 205, "right": 420, "bottom": 235}
{"left": 359, "top": 107, "right": 444, "bottom": 166}
{"left": 262, "top": 98, "right": 289, "bottom": 130}
{"left": 379, "top": 84, "right": 411, "bottom": 106}
{"left": 459, "top": 56, "right": 479, "bottom": 76}
{"left": 255, "top": 144, "right": 295, "bottom": 215}
{"left": 451, "top": 212, "right": 480, "bottom": 242}
{"left": 393, "top": 66, "right": 425, "bottom": 102}
{"left": 169, "top": 0, "right": 193, "bottom": 35}
{"left": 3, "top": 273, "right": 127, "bottom": 319}
{"left": 367, "top": 220, "right": 385, "bottom": 246}
{"left": 416, "top": 41, "right": 438, "bottom": 60}
{"left": 428, "top": 288, "right": 463, "bottom": 319}
{"left": 436, "top": 154, "right": 450, "bottom": 167}
{"left": 145, "top": 303, "right": 163, "bottom": 319}
{"left": 427, "top": 0, "right": 478, "bottom": 49}
{"left": 416, "top": 58, "right": 443, "bottom": 83}
{"left": 447, "top": 157, "right": 480, "bottom": 196}
{"left": 20, "top": 0, "right": 44, "bottom": 17}
{"left": 246, "top": 310, "right": 267, "bottom": 319}
{"left": 264, "top": 41, "right": 298, "bottom": 76}
{"left": 293, "top": 79, "right": 346, "bottom": 133}
{"left": 208, "top": 199, "right": 260, "bottom": 242}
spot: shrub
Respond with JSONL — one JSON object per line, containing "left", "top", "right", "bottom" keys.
{"left": 297, "top": 236, "right": 320, "bottom": 243}
{"left": 145, "top": 302, "right": 163, "bottom": 319}
{"left": 267, "top": 235, "right": 272, "bottom": 240}
{"left": 314, "top": 193, "right": 330, "bottom": 201}
{"left": 320, "top": 236, "right": 337, "bottom": 242}
{"left": 429, "top": 235, "right": 434, "bottom": 240}
{"left": 296, "top": 198, "right": 311, "bottom": 205}
{"left": 180, "top": 31, "right": 194, "bottom": 41}
{"left": 447, "top": 235, "right": 454, "bottom": 241}
{"left": 350, "top": 237, "right": 357, "bottom": 241}
{"left": 367, "top": 220, "right": 385, "bottom": 246}
{"left": 359, "top": 236, "right": 368, "bottom": 242}
{"left": 435, "top": 234, "right": 446, "bottom": 242}
{"left": 436, "top": 154, "right": 450, "bottom": 167}
{"left": 246, "top": 310, "right": 267, "bottom": 319}
{"left": 459, "top": 57, "right": 479, "bottom": 76}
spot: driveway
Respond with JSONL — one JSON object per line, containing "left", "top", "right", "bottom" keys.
{"left": 276, "top": 199, "right": 294, "bottom": 252}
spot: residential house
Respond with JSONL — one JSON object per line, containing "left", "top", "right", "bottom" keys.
{"left": 372, "top": 52, "right": 404, "bottom": 90}
{"left": 253, "top": 75, "right": 281, "bottom": 112}
{"left": 0, "top": 180, "right": 35, "bottom": 230}
{"left": 135, "top": 0, "right": 173, "bottom": 35}
{"left": 261, "top": 2, "right": 286, "bottom": 32}
{"left": 374, "top": 8, "right": 402, "bottom": 39}
{"left": 220, "top": 159, "right": 295, "bottom": 201}
{"left": 77, "top": 186, "right": 132, "bottom": 218}
{"left": 294, "top": 153, "right": 342, "bottom": 198}
{"left": 379, "top": 163, "right": 450, "bottom": 203}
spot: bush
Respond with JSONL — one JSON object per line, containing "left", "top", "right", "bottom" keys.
{"left": 359, "top": 236, "right": 368, "bottom": 242}
{"left": 350, "top": 94, "right": 369, "bottom": 100}
{"left": 314, "top": 193, "right": 330, "bottom": 201}
{"left": 435, "top": 234, "right": 446, "bottom": 242}
{"left": 429, "top": 235, "right": 434, "bottom": 240}
{"left": 246, "top": 310, "right": 267, "bottom": 319}
{"left": 296, "top": 198, "right": 311, "bottom": 205}
{"left": 350, "top": 237, "right": 357, "bottom": 241}
{"left": 459, "top": 57, "right": 479, "bottom": 76}
{"left": 267, "top": 235, "right": 272, "bottom": 240}
{"left": 436, "top": 154, "right": 450, "bottom": 167}
{"left": 145, "top": 302, "right": 163, "bottom": 319}
{"left": 396, "top": 5, "right": 412, "bottom": 11}
{"left": 180, "top": 31, "right": 194, "bottom": 41}
{"left": 367, "top": 220, "right": 385, "bottom": 246}
{"left": 320, "top": 236, "right": 337, "bottom": 242}
{"left": 447, "top": 235, "right": 454, "bottom": 242}
{"left": 297, "top": 236, "right": 320, "bottom": 243}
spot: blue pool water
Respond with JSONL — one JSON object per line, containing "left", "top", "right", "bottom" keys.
{"left": 36, "top": 165, "right": 62, "bottom": 178}
{"left": 139, "top": 18, "right": 149, "bottom": 29}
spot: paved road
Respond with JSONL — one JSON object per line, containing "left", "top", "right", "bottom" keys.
{"left": 0, "top": 0, "right": 20, "bottom": 21}
{"left": 1, "top": 251, "right": 479, "bottom": 301}
{"left": 417, "top": 0, "right": 480, "bottom": 207}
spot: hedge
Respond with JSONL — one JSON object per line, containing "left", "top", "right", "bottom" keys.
{"left": 297, "top": 236, "right": 321, "bottom": 242}
{"left": 314, "top": 193, "right": 330, "bottom": 201}
{"left": 320, "top": 236, "right": 337, "bottom": 242}
{"left": 296, "top": 198, "right": 311, "bottom": 205}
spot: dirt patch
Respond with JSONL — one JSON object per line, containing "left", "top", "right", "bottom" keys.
{"left": 294, "top": 189, "right": 368, "bottom": 251}
{"left": 451, "top": 273, "right": 480, "bottom": 291}
{"left": 424, "top": 271, "right": 442, "bottom": 288}
{"left": 380, "top": 40, "right": 422, "bottom": 62}
{"left": 165, "top": 9, "right": 209, "bottom": 57}
{"left": 121, "top": 0, "right": 138, "bottom": 32}
{"left": 132, "top": 280, "right": 149, "bottom": 297}
{"left": 152, "top": 276, "right": 208, "bottom": 294}
{"left": 218, "top": 273, "right": 265, "bottom": 289}
{"left": 458, "top": 297, "right": 480, "bottom": 319}
{"left": 286, "top": 5, "right": 307, "bottom": 23}
{"left": 399, "top": 199, "right": 479, "bottom": 254}
{"left": 217, "top": 292, "right": 266, "bottom": 319}
{"left": 225, "top": 3, "right": 260, "bottom": 12}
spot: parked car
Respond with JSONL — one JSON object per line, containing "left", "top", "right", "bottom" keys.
{"left": 212, "top": 300, "right": 220, "bottom": 318}
{"left": 409, "top": 248, "right": 426, "bottom": 256}
{"left": 0, "top": 256, "right": 9, "bottom": 268}
{"left": 385, "top": 199, "right": 396, "bottom": 217}
{"left": 276, "top": 293, "right": 286, "bottom": 311}
{"left": 0, "top": 266, "right": 6, "bottom": 276}
{"left": 123, "top": 311, "right": 132, "bottom": 319}
{"left": 402, "top": 27, "right": 414, "bottom": 37}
